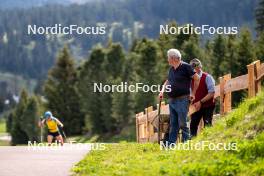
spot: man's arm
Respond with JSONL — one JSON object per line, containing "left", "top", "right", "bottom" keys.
{"left": 191, "top": 73, "right": 200, "bottom": 97}
{"left": 200, "top": 74, "right": 215, "bottom": 103}
{"left": 194, "top": 92, "right": 214, "bottom": 111}
{"left": 200, "top": 92, "right": 215, "bottom": 103}
{"left": 159, "top": 80, "right": 168, "bottom": 100}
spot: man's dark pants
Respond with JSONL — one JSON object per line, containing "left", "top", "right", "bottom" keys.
{"left": 167, "top": 97, "right": 190, "bottom": 144}
{"left": 190, "top": 106, "right": 215, "bottom": 137}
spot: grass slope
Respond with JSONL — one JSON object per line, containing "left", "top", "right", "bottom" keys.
{"left": 0, "top": 118, "right": 9, "bottom": 146}
{"left": 70, "top": 124, "right": 136, "bottom": 143}
{"left": 0, "top": 118, "right": 6, "bottom": 133}
{"left": 72, "top": 93, "right": 264, "bottom": 176}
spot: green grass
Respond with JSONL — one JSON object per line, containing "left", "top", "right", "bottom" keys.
{"left": 0, "top": 119, "right": 10, "bottom": 146}
{"left": 100, "top": 124, "right": 136, "bottom": 143}
{"left": 0, "top": 119, "right": 6, "bottom": 133}
{"left": 72, "top": 92, "right": 264, "bottom": 176}
{"left": 70, "top": 124, "right": 136, "bottom": 143}
{"left": 0, "top": 140, "right": 10, "bottom": 146}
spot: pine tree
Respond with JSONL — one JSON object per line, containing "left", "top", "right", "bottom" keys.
{"left": 77, "top": 45, "right": 108, "bottom": 134}
{"left": 202, "top": 40, "right": 214, "bottom": 76}
{"left": 0, "top": 97, "right": 4, "bottom": 114}
{"left": 236, "top": 29, "right": 255, "bottom": 76}
{"left": 255, "top": 0, "right": 264, "bottom": 60}
{"left": 212, "top": 35, "right": 227, "bottom": 78}
{"left": 6, "top": 112, "right": 13, "bottom": 133}
{"left": 233, "top": 29, "right": 255, "bottom": 107}
{"left": 226, "top": 35, "right": 238, "bottom": 76}
{"left": 9, "top": 90, "right": 43, "bottom": 144}
{"left": 44, "top": 46, "right": 84, "bottom": 135}
{"left": 225, "top": 35, "right": 242, "bottom": 107}
{"left": 105, "top": 43, "right": 125, "bottom": 78}
{"left": 256, "top": 0, "right": 264, "bottom": 34}
{"left": 10, "top": 90, "right": 29, "bottom": 145}
{"left": 256, "top": 32, "right": 264, "bottom": 61}
{"left": 22, "top": 96, "right": 41, "bottom": 142}
{"left": 111, "top": 55, "right": 135, "bottom": 132}
{"left": 158, "top": 22, "right": 178, "bottom": 51}
{"left": 181, "top": 36, "right": 202, "bottom": 63}
{"left": 78, "top": 42, "right": 135, "bottom": 135}
{"left": 175, "top": 24, "right": 198, "bottom": 49}
{"left": 133, "top": 38, "right": 162, "bottom": 111}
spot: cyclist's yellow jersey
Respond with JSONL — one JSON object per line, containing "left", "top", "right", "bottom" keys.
{"left": 46, "top": 117, "right": 58, "bottom": 133}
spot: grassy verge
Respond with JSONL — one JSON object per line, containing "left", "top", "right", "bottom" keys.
{"left": 0, "top": 118, "right": 6, "bottom": 133}
{"left": 0, "top": 140, "right": 9, "bottom": 146}
{"left": 72, "top": 92, "right": 264, "bottom": 176}
{"left": 70, "top": 124, "right": 136, "bottom": 143}
{"left": 0, "top": 118, "right": 10, "bottom": 146}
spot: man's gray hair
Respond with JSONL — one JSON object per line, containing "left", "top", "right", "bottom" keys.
{"left": 167, "top": 49, "right": 181, "bottom": 60}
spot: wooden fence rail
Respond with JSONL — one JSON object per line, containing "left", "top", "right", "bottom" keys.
{"left": 136, "top": 60, "right": 264, "bottom": 143}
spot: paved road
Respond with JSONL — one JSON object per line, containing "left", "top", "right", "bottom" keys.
{"left": 0, "top": 144, "right": 90, "bottom": 176}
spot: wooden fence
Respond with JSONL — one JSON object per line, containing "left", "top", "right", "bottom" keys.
{"left": 135, "top": 60, "right": 264, "bottom": 143}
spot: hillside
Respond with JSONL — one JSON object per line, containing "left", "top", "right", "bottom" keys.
{"left": 0, "top": 0, "right": 258, "bottom": 79}
{"left": 0, "top": 72, "right": 37, "bottom": 94}
{"left": 72, "top": 92, "right": 264, "bottom": 175}
{"left": 0, "top": 0, "right": 97, "bottom": 9}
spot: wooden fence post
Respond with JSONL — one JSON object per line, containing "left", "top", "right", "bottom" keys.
{"left": 220, "top": 74, "right": 231, "bottom": 115}
{"left": 137, "top": 112, "right": 144, "bottom": 142}
{"left": 145, "top": 108, "right": 148, "bottom": 141}
{"left": 145, "top": 106, "right": 153, "bottom": 142}
{"left": 247, "top": 63, "right": 256, "bottom": 98}
{"left": 220, "top": 76, "right": 224, "bottom": 115}
{"left": 254, "top": 60, "right": 261, "bottom": 94}
{"left": 224, "top": 74, "right": 232, "bottom": 113}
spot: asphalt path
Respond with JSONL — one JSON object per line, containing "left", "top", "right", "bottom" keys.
{"left": 0, "top": 144, "right": 90, "bottom": 176}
